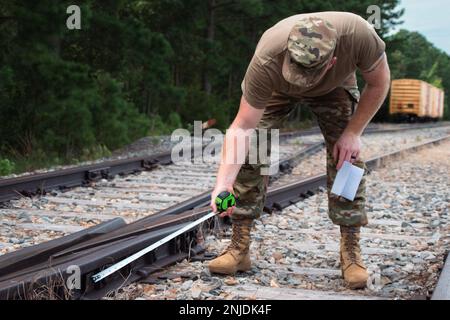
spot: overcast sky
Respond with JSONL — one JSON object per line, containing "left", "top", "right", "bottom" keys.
{"left": 394, "top": 0, "right": 449, "bottom": 54}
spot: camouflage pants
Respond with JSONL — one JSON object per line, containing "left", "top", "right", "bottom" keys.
{"left": 232, "top": 87, "right": 368, "bottom": 227}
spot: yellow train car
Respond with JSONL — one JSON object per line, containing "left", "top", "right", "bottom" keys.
{"left": 389, "top": 79, "right": 445, "bottom": 121}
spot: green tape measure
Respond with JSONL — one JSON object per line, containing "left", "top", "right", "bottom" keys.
{"left": 215, "top": 191, "right": 236, "bottom": 212}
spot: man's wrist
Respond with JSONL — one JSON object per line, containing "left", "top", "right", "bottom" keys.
{"left": 215, "top": 181, "right": 234, "bottom": 191}
{"left": 343, "top": 126, "right": 363, "bottom": 137}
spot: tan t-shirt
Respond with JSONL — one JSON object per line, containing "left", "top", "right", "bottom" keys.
{"left": 241, "top": 12, "right": 386, "bottom": 109}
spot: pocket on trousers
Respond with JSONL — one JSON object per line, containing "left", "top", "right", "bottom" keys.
{"left": 343, "top": 87, "right": 360, "bottom": 104}
{"left": 342, "top": 87, "right": 360, "bottom": 115}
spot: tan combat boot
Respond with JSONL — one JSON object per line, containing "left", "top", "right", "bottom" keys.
{"left": 208, "top": 220, "right": 252, "bottom": 275}
{"left": 340, "top": 226, "right": 368, "bottom": 289}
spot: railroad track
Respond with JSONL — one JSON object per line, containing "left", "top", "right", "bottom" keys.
{"left": 113, "top": 134, "right": 450, "bottom": 301}
{"left": 1, "top": 122, "right": 448, "bottom": 203}
{"left": 0, "top": 123, "right": 449, "bottom": 299}
{"left": 1, "top": 124, "right": 447, "bottom": 255}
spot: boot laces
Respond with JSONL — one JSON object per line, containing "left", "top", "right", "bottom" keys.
{"left": 345, "top": 233, "right": 359, "bottom": 262}
{"left": 229, "top": 225, "right": 242, "bottom": 250}
{"left": 225, "top": 224, "right": 249, "bottom": 255}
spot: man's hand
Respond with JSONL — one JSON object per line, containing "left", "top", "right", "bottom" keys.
{"left": 210, "top": 185, "right": 236, "bottom": 218}
{"left": 333, "top": 131, "right": 361, "bottom": 170}
{"left": 210, "top": 95, "right": 264, "bottom": 218}
{"left": 333, "top": 54, "right": 390, "bottom": 171}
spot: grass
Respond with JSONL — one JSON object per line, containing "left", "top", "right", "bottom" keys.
{"left": 14, "top": 269, "right": 76, "bottom": 300}
{"left": 0, "top": 158, "right": 15, "bottom": 175}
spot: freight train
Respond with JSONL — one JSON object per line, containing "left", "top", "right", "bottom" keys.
{"left": 389, "top": 79, "right": 444, "bottom": 122}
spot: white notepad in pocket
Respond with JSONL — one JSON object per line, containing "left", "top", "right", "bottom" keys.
{"left": 331, "top": 161, "right": 364, "bottom": 201}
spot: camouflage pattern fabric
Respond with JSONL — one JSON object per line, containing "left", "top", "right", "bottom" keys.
{"left": 282, "top": 17, "right": 338, "bottom": 87}
{"left": 288, "top": 17, "right": 337, "bottom": 67}
{"left": 232, "top": 87, "right": 368, "bottom": 227}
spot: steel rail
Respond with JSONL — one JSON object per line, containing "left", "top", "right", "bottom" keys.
{"left": 2, "top": 123, "right": 447, "bottom": 204}
{"left": 0, "top": 151, "right": 172, "bottom": 203}
{"left": 432, "top": 253, "right": 450, "bottom": 300}
{"left": 279, "top": 122, "right": 450, "bottom": 139}
{"left": 0, "top": 134, "right": 448, "bottom": 299}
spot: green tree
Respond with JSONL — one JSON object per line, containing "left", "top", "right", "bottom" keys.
{"left": 4, "top": 0, "right": 449, "bottom": 174}
{"left": 0, "top": 1, "right": 152, "bottom": 164}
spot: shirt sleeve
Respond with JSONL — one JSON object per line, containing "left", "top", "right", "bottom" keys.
{"left": 354, "top": 18, "right": 386, "bottom": 72}
{"left": 241, "top": 55, "right": 273, "bottom": 109}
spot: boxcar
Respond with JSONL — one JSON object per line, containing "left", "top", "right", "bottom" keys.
{"left": 389, "top": 79, "right": 445, "bottom": 121}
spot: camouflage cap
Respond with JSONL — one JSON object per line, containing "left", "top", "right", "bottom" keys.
{"left": 282, "top": 16, "right": 338, "bottom": 87}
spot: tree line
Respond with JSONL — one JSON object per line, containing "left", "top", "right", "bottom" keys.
{"left": 0, "top": 1, "right": 448, "bottom": 174}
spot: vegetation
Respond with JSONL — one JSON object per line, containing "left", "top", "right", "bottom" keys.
{"left": 375, "top": 29, "right": 450, "bottom": 121}
{"left": 0, "top": 1, "right": 448, "bottom": 174}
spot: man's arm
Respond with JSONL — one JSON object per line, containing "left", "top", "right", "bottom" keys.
{"left": 334, "top": 53, "right": 391, "bottom": 169}
{"left": 210, "top": 96, "right": 264, "bottom": 216}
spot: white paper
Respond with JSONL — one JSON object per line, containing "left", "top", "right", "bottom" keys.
{"left": 331, "top": 161, "right": 364, "bottom": 201}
